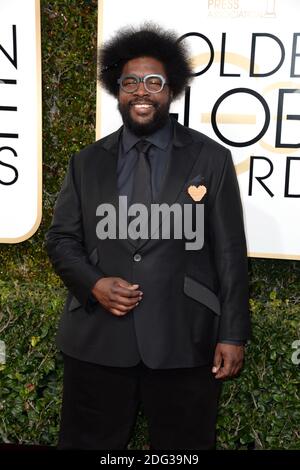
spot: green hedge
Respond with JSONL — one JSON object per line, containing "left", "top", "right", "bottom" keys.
{"left": 0, "top": 0, "right": 299, "bottom": 449}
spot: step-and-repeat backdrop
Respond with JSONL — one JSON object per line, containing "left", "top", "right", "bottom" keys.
{"left": 97, "top": 0, "right": 300, "bottom": 260}
{"left": 0, "top": 0, "right": 41, "bottom": 243}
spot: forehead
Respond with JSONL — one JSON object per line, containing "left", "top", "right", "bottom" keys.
{"left": 122, "top": 57, "right": 167, "bottom": 77}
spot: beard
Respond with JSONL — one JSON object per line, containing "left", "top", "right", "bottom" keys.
{"left": 118, "top": 98, "right": 171, "bottom": 137}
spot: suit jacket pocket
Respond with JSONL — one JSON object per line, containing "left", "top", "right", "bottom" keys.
{"left": 184, "top": 275, "right": 221, "bottom": 316}
{"left": 68, "top": 295, "right": 81, "bottom": 311}
{"left": 68, "top": 247, "right": 99, "bottom": 311}
{"left": 183, "top": 174, "right": 205, "bottom": 192}
{"left": 179, "top": 174, "right": 207, "bottom": 205}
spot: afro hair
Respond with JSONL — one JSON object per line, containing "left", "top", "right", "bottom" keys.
{"left": 98, "top": 23, "right": 192, "bottom": 99}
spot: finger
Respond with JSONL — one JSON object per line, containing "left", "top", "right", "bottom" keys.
{"left": 109, "top": 289, "right": 142, "bottom": 305}
{"left": 109, "top": 303, "right": 138, "bottom": 315}
{"left": 111, "top": 299, "right": 140, "bottom": 311}
{"left": 212, "top": 350, "right": 222, "bottom": 374}
{"left": 215, "top": 368, "right": 228, "bottom": 379}
{"left": 230, "top": 356, "right": 243, "bottom": 374}
{"left": 113, "top": 285, "right": 143, "bottom": 298}
{"left": 215, "top": 362, "right": 232, "bottom": 379}
{"left": 116, "top": 279, "right": 140, "bottom": 289}
{"left": 229, "top": 368, "right": 239, "bottom": 378}
{"left": 231, "top": 362, "right": 243, "bottom": 377}
{"left": 215, "top": 351, "right": 244, "bottom": 379}
{"left": 112, "top": 295, "right": 141, "bottom": 307}
{"left": 110, "top": 302, "right": 132, "bottom": 313}
{"left": 110, "top": 308, "right": 128, "bottom": 316}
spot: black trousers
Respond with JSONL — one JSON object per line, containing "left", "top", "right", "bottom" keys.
{"left": 58, "top": 353, "right": 223, "bottom": 450}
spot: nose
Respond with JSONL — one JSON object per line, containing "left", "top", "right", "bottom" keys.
{"left": 134, "top": 80, "right": 149, "bottom": 95}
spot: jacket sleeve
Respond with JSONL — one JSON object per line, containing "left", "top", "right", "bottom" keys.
{"left": 45, "top": 154, "right": 103, "bottom": 312}
{"left": 209, "top": 149, "right": 251, "bottom": 341}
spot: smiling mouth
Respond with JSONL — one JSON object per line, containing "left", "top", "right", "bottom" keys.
{"left": 129, "top": 102, "right": 156, "bottom": 118}
{"left": 131, "top": 103, "right": 154, "bottom": 109}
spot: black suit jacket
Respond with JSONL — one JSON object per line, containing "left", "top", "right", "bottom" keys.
{"left": 46, "top": 120, "right": 251, "bottom": 369}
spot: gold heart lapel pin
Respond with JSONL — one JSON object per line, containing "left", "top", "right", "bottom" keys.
{"left": 187, "top": 184, "right": 207, "bottom": 202}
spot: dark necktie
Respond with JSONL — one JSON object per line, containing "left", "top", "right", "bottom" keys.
{"left": 129, "top": 140, "right": 152, "bottom": 243}
{"left": 130, "top": 140, "right": 152, "bottom": 209}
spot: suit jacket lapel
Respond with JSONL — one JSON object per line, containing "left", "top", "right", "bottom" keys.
{"left": 155, "top": 121, "right": 201, "bottom": 206}
{"left": 138, "top": 121, "right": 203, "bottom": 250}
{"left": 99, "top": 127, "right": 137, "bottom": 249}
{"left": 98, "top": 129, "right": 118, "bottom": 200}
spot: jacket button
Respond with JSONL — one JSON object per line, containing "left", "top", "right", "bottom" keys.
{"left": 134, "top": 253, "right": 142, "bottom": 262}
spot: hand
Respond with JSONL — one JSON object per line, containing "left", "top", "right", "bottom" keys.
{"left": 212, "top": 343, "right": 244, "bottom": 380}
{"left": 91, "top": 277, "right": 143, "bottom": 316}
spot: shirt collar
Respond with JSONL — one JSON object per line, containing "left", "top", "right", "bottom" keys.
{"left": 122, "top": 117, "right": 173, "bottom": 154}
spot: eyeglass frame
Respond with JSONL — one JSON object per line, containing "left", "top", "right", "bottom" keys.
{"left": 117, "top": 73, "right": 169, "bottom": 94}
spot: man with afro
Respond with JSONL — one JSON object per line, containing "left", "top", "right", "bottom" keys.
{"left": 46, "top": 23, "right": 251, "bottom": 450}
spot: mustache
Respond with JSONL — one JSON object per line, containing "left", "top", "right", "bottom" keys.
{"left": 129, "top": 99, "right": 157, "bottom": 106}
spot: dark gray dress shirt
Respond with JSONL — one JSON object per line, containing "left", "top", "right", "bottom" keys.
{"left": 117, "top": 118, "right": 173, "bottom": 203}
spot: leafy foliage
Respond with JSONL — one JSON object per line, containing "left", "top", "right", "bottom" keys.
{"left": 217, "top": 260, "right": 300, "bottom": 449}
{"left": 0, "top": 0, "right": 299, "bottom": 449}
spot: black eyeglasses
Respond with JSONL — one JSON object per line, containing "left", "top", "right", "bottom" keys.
{"left": 117, "top": 74, "right": 168, "bottom": 94}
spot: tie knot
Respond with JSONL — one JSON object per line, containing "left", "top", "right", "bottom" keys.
{"left": 135, "top": 140, "right": 152, "bottom": 155}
